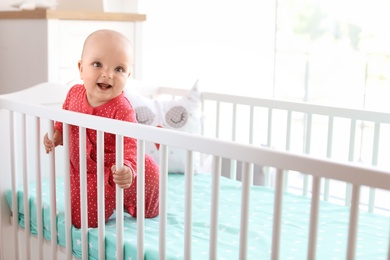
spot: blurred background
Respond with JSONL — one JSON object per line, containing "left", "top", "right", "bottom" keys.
{"left": 138, "top": 0, "right": 390, "bottom": 112}
{"left": 1, "top": 0, "right": 389, "bottom": 111}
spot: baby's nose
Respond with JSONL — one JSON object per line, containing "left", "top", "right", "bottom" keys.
{"left": 102, "top": 70, "right": 113, "bottom": 79}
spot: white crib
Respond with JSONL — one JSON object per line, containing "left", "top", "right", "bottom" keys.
{"left": 0, "top": 82, "right": 389, "bottom": 259}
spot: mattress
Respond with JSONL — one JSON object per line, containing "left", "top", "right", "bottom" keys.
{"left": 5, "top": 173, "right": 389, "bottom": 259}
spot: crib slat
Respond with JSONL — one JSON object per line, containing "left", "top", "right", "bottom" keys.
{"left": 346, "top": 184, "right": 361, "bottom": 260}
{"left": 215, "top": 101, "right": 220, "bottom": 138}
{"left": 201, "top": 99, "right": 206, "bottom": 136}
{"left": 249, "top": 105, "right": 254, "bottom": 144}
{"left": 303, "top": 113, "right": 312, "bottom": 197}
{"left": 368, "top": 122, "right": 380, "bottom": 212}
{"left": 48, "top": 120, "right": 58, "bottom": 260}
{"left": 229, "top": 160, "right": 237, "bottom": 180}
{"left": 97, "top": 130, "right": 105, "bottom": 260}
{"left": 345, "top": 119, "right": 357, "bottom": 206}
{"left": 371, "top": 122, "right": 380, "bottom": 166}
{"left": 184, "top": 151, "right": 194, "bottom": 259}
{"left": 33, "top": 116, "right": 44, "bottom": 260}
{"left": 304, "top": 113, "right": 312, "bottom": 153}
{"left": 265, "top": 109, "right": 273, "bottom": 186}
{"left": 10, "top": 112, "right": 19, "bottom": 259}
{"left": 209, "top": 156, "right": 221, "bottom": 260}
{"left": 283, "top": 111, "right": 292, "bottom": 191}
{"left": 230, "top": 103, "right": 238, "bottom": 180}
{"left": 267, "top": 108, "right": 273, "bottom": 147}
{"left": 136, "top": 139, "right": 145, "bottom": 260}
{"left": 239, "top": 162, "right": 253, "bottom": 260}
{"left": 22, "top": 114, "right": 31, "bottom": 260}
{"left": 324, "top": 116, "right": 334, "bottom": 201}
{"left": 285, "top": 110, "right": 292, "bottom": 151}
{"left": 348, "top": 119, "right": 357, "bottom": 154}
{"left": 159, "top": 144, "right": 169, "bottom": 260}
{"left": 62, "top": 123, "right": 72, "bottom": 260}
{"left": 33, "top": 117, "right": 43, "bottom": 259}
{"left": 307, "top": 176, "right": 321, "bottom": 259}
{"left": 271, "top": 168, "right": 284, "bottom": 260}
{"left": 79, "top": 127, "right": 88, "bottom": 260}
{"left": 115, "top": 135, "right": 124, "bottom": 260}
{"left": 232, "top": 103, "right": 237, "bottom": 141}
{"left": 282, "top": 170, "right": 289, "bottom": 192}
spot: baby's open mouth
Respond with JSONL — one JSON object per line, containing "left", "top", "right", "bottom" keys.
{"left": 97, "top": 83, "right": 112, "bottom": 89}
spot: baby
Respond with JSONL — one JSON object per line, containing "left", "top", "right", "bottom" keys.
{"left": 44, "top": 29, "right": 159, "bottom": 228}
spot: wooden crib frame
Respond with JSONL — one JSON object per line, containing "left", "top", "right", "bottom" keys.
{"left": 1, "top": 82, "right": 390, "bottom": 259}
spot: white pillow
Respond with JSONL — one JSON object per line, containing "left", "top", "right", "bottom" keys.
{"left": 125, "top": 80, "right": 202, "bottom": 173}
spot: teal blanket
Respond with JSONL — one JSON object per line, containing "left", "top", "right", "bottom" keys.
{"left": 5, "top": 173, "right": 390, "bottom": 259}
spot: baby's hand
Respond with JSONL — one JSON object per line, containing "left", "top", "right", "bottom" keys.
{"left": 43, "top": 130, "right": 62, "bottom": 154}
{"left": 111, "top": 165, "right": 133, "bottom": 189}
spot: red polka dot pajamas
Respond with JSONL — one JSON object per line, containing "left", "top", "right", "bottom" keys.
{"left": 55, "top": 84, "right": 159, "bottom": 228}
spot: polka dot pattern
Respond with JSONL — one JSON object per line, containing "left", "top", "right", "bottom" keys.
{"left": 54, "top": 84, "right": 159, "bottom": 228}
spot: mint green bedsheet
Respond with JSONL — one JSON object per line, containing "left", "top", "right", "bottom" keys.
{"left": 5, "top": 173, "right": 389, "bottom": 259}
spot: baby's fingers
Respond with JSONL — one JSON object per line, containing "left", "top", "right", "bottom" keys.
{"left": 43, "top": 134, "right": 54, "bottom": 153}
{"left": 114, "top": 175, "right": 132, "bottom": 189}
{"left": 112, "top": 166, "right": 133, "bottom": 189}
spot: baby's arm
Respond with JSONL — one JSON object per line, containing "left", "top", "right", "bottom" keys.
{"left": 109, "top": 103, "right": 137, "bottom": 189}
{"left": 43, "top": 129, "right": 63, "bottom": 153}
{"left": 111, "top": 165, "right": 134, "bottom": 189}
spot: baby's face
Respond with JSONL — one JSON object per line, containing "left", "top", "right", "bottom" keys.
{"left": 78, "top": 31, "right": 133, "bottom": 107}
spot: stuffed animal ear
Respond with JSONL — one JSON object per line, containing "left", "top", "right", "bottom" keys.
{"left": 186, "top": 79, "right": 201, "bottom": 101}
{"left": 159, "top": 80, "right": 202, "bottom": 132}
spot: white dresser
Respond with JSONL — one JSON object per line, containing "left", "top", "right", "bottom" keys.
{"left": 0, "top": 9, "right": 145, "bottom": 94}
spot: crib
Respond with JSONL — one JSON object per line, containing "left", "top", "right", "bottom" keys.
{"left": 0, "top": 81, "right": 390, "bottom": 260}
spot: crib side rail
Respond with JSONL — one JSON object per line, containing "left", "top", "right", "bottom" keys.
{"left": 198, "top": 92, "right": 390, "bottom": 212}
{"left": 2, "top": 99, "right": 390, "bottom": 260}
{"left": 2, "top": 98, "right": 389, "bottom": 189}
{"left": 153, "top": 88, "right": 390, "bottom": 212}
{"left": 155, "top": 88, "right": 390, "bottom": 166}
{"left": 199, "top": 91, "right": 390, "bottom": 158}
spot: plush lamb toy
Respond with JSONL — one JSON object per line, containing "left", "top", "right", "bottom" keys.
{"left": 125, "top": 80, "right": 202, "bottom": 173}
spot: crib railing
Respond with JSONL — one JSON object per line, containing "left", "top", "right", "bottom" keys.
{"left": 6, "top": 81, "right": 390, "bottom": 212}
{"left": 2, "top": 95, "right": 390, "bottom": 259}
{"left": 206, "top": 93, "right": 390, "bottom": 213}
{"left": 156, "top": 86, "right": 390, "bottom": 213}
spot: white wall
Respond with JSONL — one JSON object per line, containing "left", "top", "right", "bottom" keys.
{"left": 0, "top": 1, "right": 276, "bottom": 97}
{"left": 138, "top": 1, "right": 276, "bottom": 97}
{"left": 0, "top": 0, "right": 17, "bottom": 10}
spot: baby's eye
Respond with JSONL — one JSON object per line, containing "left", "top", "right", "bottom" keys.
{"left": 115, "top": 66, "right": 125, "bottom": 73}
{"left": 93, "top": 62, "right": 102, "bottom": 67}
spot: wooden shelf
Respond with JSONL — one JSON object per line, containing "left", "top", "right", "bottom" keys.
{"left": 0, "top": 9, "right": 146, "bottom": 21}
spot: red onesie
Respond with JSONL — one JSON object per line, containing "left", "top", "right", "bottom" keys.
{"left": 55, "top": 84, "right": 159, "bottom": 228}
